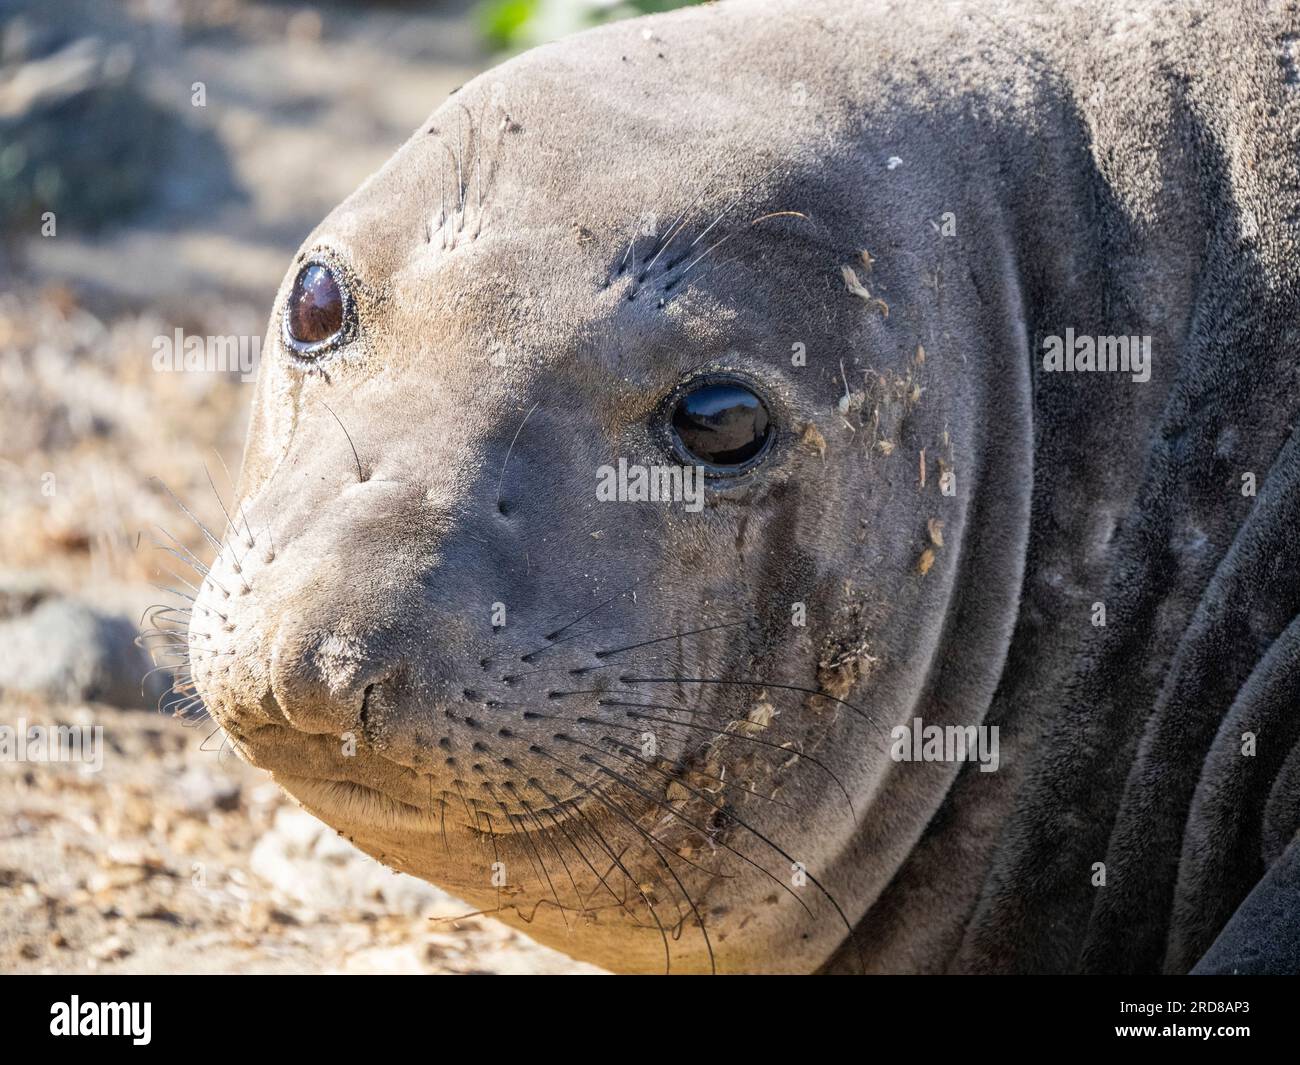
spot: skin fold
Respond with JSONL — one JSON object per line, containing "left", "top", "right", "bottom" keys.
{"left": 188, "top": 0, "right": 1300, "bottom": 973}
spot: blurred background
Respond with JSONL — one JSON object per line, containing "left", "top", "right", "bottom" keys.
{"left": 0, "top": 0, "right": 697, "bottom": 974}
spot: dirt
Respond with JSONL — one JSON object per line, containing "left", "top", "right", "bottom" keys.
{"left": 0, "top": 0, "right": 604, "bottom": 974}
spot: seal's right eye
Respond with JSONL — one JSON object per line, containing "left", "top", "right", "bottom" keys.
{"left": 284, "top": 262, "right": 345, "bottom": 353}
{"left": 668, "top": 377, "right": 773, "bottom": 472}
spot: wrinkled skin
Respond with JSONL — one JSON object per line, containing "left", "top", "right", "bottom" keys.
{"left": 190, "top": 0, "right": 1300, "bottom": 973}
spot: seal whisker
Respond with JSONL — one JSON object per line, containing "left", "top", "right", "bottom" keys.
{"left": 155, "top": 566, "right": 208, "bottom": 602}
{"left": 138, "top": 662, "right": 178, "bottom": 698}
{"left": 320, "top": 400, "right": 365, "bottom": 484}
{"left": 667, "top": 251, "right": 747, "bottom": 293}
{"left": 565, "top": 782, "right": 707, "bottom": 947}
{"left": 591, "top": 619, "right": 746, "bottom": 659}
{"left": 584, "top": 784, "right": 716, "bottom": 968}
{"left": 619, "top": 675, "right": 887, "bottom": 742}
{"left": 150, "top": 528, "right": 214, "bottom": 580}
{"left": 635, "top": 165, "right": 726, "bottom": 277}
{"left": 618, "top": 227, "right": 637, "bottom": 275}
{"left": 455, "top": 108, "right": 465, "bottom": 217}
{"left": 536, "top": 750, "right": 722, "bottom": 882}
{"left": 211, "top": 447, "right": 256, "bottom": 546}
{"left": 676, "top": 189, "right": 744, "bottom": 256}
{"left": 608, "top": 704, "right": 858, "bottom": 826}
{"left": 528, "top": 782, "right": 648, "bottom": 927}
{"left": 451, "top": 779, "right": 477, "bottom": 829}
{"left": 552, "top": 788, "right": 678, "bottom": 973}
{"left": 569, "top": 726, "right": 798, "bottom": 813}
{"left": 494, "top": 401, "right": 538, "bottom": 513}
{"left": 139, "top": 604, "right": 193, "bottom": 628}
{"left": 149, "top": 544, "right": 216, "bottom": 590}
{"left": 511, "top": 788, "right": 587, "bottom": 922}
{"left": 203, "top": 462, "right": 253, "bottom": 560}
{"left": 578, "top": 750, "right": 814, "bottom": 922}
{"left": 673, "top": 209, "right": 811, "bottom": 284}
{"left": 164, "top": 694, "right": 207, "bottom": 721}
{"left": 197, "top": 724, "right": 228, "bottom": 753}
{"left": 485, "top": 782, "right": 569, "bottom": 927}
{"left": 476, "top": 809, "right": 507, "bottom": 911}
{"left": 500, "top": 661, "right": 624, "bottom": 683}
{"left": 592, "top": 747, "right": 861, "bottom": 962}
{"left": 515, "top": 624, "right": 609, "bottom": 662}
{"left": 540, "top": 572, "right": 653, "bottom": 642}
{"left": 150, "top": 476, "right": 223, "bottom": 554}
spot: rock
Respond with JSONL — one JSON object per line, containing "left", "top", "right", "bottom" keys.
{"left": 0, "top": 587, "right": 163, "bottom": 709}
{"left": 174, "top": 767, "right": 241, "bottom": 815}
{"left": 0, "top": 18, "right": 168, "bottom": 236}
{"left": 250, "top": 806, "right": 451, "bottom": 917}
{"left": 89, "top": 934, "right": 130, "bottom": 962}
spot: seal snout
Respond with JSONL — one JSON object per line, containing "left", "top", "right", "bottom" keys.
{"left": 266, "top": 623, "right": 402, "bottom": 737}
{"left": 189, "top": 474, "right": 455, "bottom": 760}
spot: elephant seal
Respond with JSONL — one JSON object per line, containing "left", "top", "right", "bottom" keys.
{"left": 184, "top": 0, "right": 1300, "bottom": 973}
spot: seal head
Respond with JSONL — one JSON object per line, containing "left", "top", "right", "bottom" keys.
{"left": 188, "top": 0, "right": 1033, "bottom": 974}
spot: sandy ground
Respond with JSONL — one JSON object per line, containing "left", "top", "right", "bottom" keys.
{"left": 0, "top": 0, "right": 603, "bottom": 974}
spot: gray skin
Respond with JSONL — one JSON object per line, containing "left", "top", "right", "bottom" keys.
{"left": 188, "top": 0, "right": 1300, "bottom": 973}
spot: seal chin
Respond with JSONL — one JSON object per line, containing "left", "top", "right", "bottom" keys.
{"left": 273, "top": 773, "right": 442, "bottom": 838}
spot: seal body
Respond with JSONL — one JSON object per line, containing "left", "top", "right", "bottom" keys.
{"left": 188, "top": 0, "right": 1300, "bottom": 973}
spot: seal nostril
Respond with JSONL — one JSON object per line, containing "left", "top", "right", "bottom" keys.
{"left": 497, "top": 500, "right": 510, "bottom": 517}
{"left": 462, "top": 689, "right": 479, "bottom": 701}
{"left": 359, "top": 684, "right": 375, "bottom": 734}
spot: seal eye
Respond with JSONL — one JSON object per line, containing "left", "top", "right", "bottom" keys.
{"left": 670, "top": 379, "right": 773, "bottom": 470}
{"left": 285, "top": 262, "right": 345, "bottom": 352}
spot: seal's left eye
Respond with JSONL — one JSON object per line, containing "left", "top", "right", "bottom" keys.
{"left": 285, "top": 262, "right": 344, "bottom": 352}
